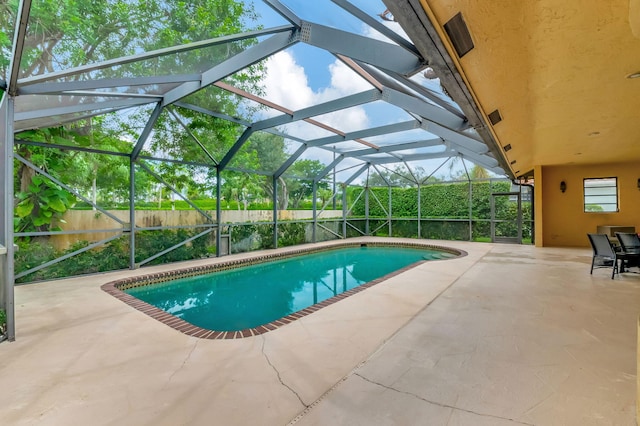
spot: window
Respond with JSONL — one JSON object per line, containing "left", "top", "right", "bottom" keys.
{"left": 584, "top": 177, "right": 618, "bottom": 212}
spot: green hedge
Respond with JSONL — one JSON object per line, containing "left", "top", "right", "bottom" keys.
{"left": 351, "top": 181, "right": 513, "bottom": 219}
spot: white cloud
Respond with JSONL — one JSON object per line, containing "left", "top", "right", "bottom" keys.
{"left": 261, "top": 52, "right": 315, "bottom": 111}
{"left": 260, "top": 51, "right": 374, "bottom": 166}
{"left": 319, "top": 60, "right": 372, "bottom": 101}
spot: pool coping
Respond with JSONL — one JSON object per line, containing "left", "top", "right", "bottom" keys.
{"left": 101, "top": 240, "right": 467, "bottom": 339}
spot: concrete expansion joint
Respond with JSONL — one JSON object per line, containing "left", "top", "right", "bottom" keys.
{"left": 260, "top": 337, "right": 308, "bottom": 409}
{"left": 354, "top": 373, "right": 535, "bottom": 426}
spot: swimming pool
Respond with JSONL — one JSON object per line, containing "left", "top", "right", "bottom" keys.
{"left": 102, "top": 241, "right": 463, "bottom": 339}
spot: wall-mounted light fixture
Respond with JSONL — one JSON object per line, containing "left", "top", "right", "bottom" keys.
{"left": 560, "top": 181, "right": 567, "bottom": 193}
{"left": 637, "top": 178, "right": 640, "bottom": 189}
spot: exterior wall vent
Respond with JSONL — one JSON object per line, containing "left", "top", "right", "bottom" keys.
{"left": 488, "top": 109, "right": 502, "bottom": 125}
{"left": 443, "top": 12, "right": 474, "bottom": 58}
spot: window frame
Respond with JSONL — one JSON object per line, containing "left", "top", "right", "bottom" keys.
{"left": 583, "top": 177, "right": 618, "bottom": 213}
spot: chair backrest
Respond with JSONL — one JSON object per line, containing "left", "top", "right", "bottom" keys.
{"left": 615, "top": 232, "right": 640, "bottom": 251}
{"left": 587, "top": 233, "right": 616, "bottom": 257}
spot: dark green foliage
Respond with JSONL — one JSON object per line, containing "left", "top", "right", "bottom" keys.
{"left": 277, "top": 222, "right": 306, "bottom": 247}
{"left": 14, "top": 240, "right": 58, "bottom": 281}
{"left": 14, "top": 229, "right": 214, "bottom": 283}
{"left": 15, "top": 238, "right": 128, "bottom": 283}
{"left": 390, "top": 220, "right": 419, "bottom": 238}
{"left": 135, "top": 229, "right": 212, "bottom": 265}
{"left": 256, "top": 224, "right": 275, "bottom": 250}
{"left": 420, "top": 220, "right": 470, "bottom": 241}
{"left": 346, "top": 220, "right": 366, "bottom": 238}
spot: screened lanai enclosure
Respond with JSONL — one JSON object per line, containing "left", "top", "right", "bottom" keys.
{"left": 0, "top": 0, "right": 527, "bottom": 341}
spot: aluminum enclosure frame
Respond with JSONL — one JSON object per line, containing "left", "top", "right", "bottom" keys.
{"left": 0, "top": 0, "right": 513, "bottom": 341}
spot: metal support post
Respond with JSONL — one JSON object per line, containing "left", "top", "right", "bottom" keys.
{"left": 129, "top": 157, "right": 136, "bottom": 268}
{"left": 272, "top": 175, "right": 278, "bottom": 248}
{"left": 364, "top": 186, "right": 370, "bottom": 235}
{"left": 1, "top": 96, "right": 15, "bottom": 341}
{"left": 388, "top": 185, "right": 392, "bottom": 236}
{"left": 417, "top": 184, "right": 421, "bottom": 238}
{"left": 468, "top": 181, "right": 473, "bottom": 241}
{"left": 216, "top": 167, "right": 222, "bottom": 257}
{"left": 342, "top": 186, "right": 347, "bottom": 238}
{"left": 312, "top": 181, "right": 317, "bottom": 243}
{"left": 332, "top": 150, "right": 336, "bottom": 210}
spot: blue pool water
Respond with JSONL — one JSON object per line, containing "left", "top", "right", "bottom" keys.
{"left": 125, "top": 246, "right": 453, "bottom": 331}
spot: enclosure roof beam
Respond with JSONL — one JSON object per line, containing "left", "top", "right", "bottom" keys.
{"left": 343, "top": 163, "right": 370, "bottom": 185}
{"left": 363, "top": 150, "right": 456, "bottom": 165}
{"left": 162, "top": 30, "right": 298, "bottom": 106}
{"left": 444, "top": 143, "right": 500, "bottom": 169}
{"left": 6, "top": 0, "right": 32, "bottom": 96}
{"left": 274, "top": 144, "right": 308, "bottom": 178}
{"left": 300, "top": 21, "right": 424, "bottom": 76}
{"left": 253, "top": 89, "right": 381, "bottom": 131}
{"left": 337, "top": 55, "right": 384, "bottom": 91}
{"left": 167, "top": 107, "right": 218, "bottom": 166}
{"left": 18, "top": 75, "right": 201, "bottom": 95}
{"left": 138, "top": 155, "right": 214, "bottom": 168}
{"left": 14, "top": 97, "right": 153, "bottom": 123}
{"left": 213, "top": 81, "right": 379, "bottom": 149}
{"left": 342, "top": 138, "right": 443, "bottom": 157}
{"left": 56, "top": 91, "right": 162, "bottom": 100}
{"left": 174, "top": 102, "right": 251, "bottom": 126}
{"left": 314, "top": 154, "right": 345, "bottom": 183}
{"left": 174, "top": 101, "right": 307, "bottom": 144}
{"left": 131, "top": 103, "right": 163, "bottom": 161}
{"left": 264, "top": 0, "right": 302, "bottom": 26}
{"left": 305, "top": 120, "right": 420, "bottom": 148}
{"left": 15, "top": 139, "right": 129, "bottom": 158}
{"left": 382, "top": 87, "right": 466, "bottom": 131}
{"left": 356, "top": 60, "right": 465, "bottom": 119}
{"left": 422, "top": 121, "right": 488, "bottom": 154}
{"left": 17, "top": 26, "right": 294, "bottom": 87}
{"left": 371, "top": 164, "right": 392, "bottom": 186}
{"left": 331, "top": 0, "right": 421, "bottom": 57}
{"left": 361, "top": 148, "right": 503, "bottom": 174}
{"left": 324, "top": 93, "right": 486, "bottom": 156}
{"left": 14, "top": 107, "right": 135, "bottom": 132}
{"left": 218, "top": 127, "right": 254, "bottom": 171}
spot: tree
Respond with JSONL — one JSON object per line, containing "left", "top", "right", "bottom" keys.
{"left": 221, "top": 171, "right": 262, "bottom": 211}
{"left": 246, "top": 132, "right": 290, "bottom": 209}
{"left": 469, "top": 165, "right": 490, "bottom": 180}
{"left": 285, "top": 159, "right": 328, "bottom": 208}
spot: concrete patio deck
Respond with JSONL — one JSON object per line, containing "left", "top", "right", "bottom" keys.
{"left": 0, "top": 238, "right": 638, "bottom": 425}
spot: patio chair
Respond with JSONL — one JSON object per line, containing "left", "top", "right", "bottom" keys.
{"left": 587, "top": 233, "right": 620, "bottom": 279}
{"left": 615, "top": 232, "right": 640, "bottom": 271}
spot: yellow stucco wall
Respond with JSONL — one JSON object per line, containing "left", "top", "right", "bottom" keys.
{"left": 541, "top": 162, "right": 640, "bottom": 247}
